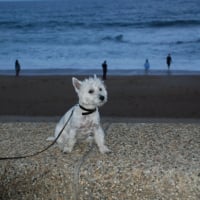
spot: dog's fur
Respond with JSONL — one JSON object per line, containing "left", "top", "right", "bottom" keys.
{"left": 47, "top": 76, "right": 110, "bottom": 154}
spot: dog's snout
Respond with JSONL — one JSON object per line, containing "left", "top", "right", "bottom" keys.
{"left": 99, "top": 95, "right": 105, "bottom": 101}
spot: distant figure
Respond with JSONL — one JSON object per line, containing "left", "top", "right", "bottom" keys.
{"left": 144, "top": 59, "right": 150, "bottom": 72}
{"left": 102, "top": 60, "right": 107, "bottom": 80}
{"left": 166, "top": 54, "right": 172, "bottom": 70}
{"left": 15, "top": 59, "right": 21, "bottom": 77}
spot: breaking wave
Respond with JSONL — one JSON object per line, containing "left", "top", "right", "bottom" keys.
{"left": 102, "top": 34, "right": 124, "bottom": 43}
{"left": 1, "top": 19, "right": 200, "bottom": 31}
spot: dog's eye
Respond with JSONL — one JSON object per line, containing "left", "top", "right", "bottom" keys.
{"left": 88, "top": 89, "right": 94, "bottom": 94}
{"left": 99, "top": 88, "right": 102, "bottom": 91}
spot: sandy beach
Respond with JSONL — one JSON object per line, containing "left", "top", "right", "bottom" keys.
{"left": 1, "top": 74, "right": 200, "bottom": 199}
{"left": 0, "top": 74, "right": 200, "bottom": 118}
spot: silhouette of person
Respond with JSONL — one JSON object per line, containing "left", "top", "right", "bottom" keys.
{"left": 166, "top": 54, "right": 172, "bottom": 70}
{"left": 15, "top": 59, "right": 21, "bottom": 77}
{"left": 102, "top": 60, "right": 107, "bottom": 80}
{"left": 144, "top": 59, "right": 150, "bottom": 72}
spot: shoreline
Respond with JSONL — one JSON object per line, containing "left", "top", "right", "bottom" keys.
{"left": 1, "top": 68, "right": 200, "bottom": 76}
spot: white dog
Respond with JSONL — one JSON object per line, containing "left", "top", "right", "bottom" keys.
{"left": 47, "top": 76, "right": 110, "bottom": 154}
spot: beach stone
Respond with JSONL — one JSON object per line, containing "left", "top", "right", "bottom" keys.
{"left": 0, "top": 121, "right": 200, "bottom": 200}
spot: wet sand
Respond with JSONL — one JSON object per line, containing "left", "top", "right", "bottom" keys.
{"left": 0, "top": 75, "right": 200, "bottom": 118}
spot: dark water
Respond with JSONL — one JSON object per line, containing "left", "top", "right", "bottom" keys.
{"left": 0, "top": 0, "right": 200, "bottom": 72}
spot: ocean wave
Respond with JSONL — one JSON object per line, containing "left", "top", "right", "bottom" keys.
{"left": 0, "top": 20, "right": 86, "bottom": 30}
{"left": 102, "top": 34, "right": 125, "bottom": 43}
{"left": 148, "top": 19, "right": 200, "bottom": 28}
{"left": 83, "top": 20, "right": 200, "bottom": 28}
{"left": 0, "top": 20, "right": 37, "bottom": 29}
{"left": 1, "top": 18, "right": 200, "bottom": 31}
{"left": 96, "top": 19, "right": 200, "bottom": 28}
{"left": 176, "top": 38, "right": 200, "bottom": 45}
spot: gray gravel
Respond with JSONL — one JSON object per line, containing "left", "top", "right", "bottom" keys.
{"left": 0, "top": 121, "right": 200, "bottom": 200}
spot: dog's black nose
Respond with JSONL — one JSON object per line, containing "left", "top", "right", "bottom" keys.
{"left": 99, "top": 95, "right": 105, "bottom": 101}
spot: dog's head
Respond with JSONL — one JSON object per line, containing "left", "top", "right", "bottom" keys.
{"left": 72, "top": 76, "right": 107, "bottom": 108}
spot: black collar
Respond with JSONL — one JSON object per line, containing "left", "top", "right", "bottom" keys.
{"left": 79, "top": 105, "right": 97, "bottom": 115}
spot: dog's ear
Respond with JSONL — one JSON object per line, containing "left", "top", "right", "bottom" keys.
{"left": 72, "top": 77, "right": 82, "bottom": 93}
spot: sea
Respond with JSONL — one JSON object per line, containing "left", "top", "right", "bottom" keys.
{"left": 0, "top": 0, "right": 200, "bottom": 75}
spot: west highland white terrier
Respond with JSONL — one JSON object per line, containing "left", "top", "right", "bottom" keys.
{"left": 47, "top": 76, "right": 110, "bottom": 154}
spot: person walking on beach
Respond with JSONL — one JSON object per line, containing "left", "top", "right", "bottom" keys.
{"left": 144, "top": 59, "right": 150, "bottom": 72}
{"left": 102, "top": 60, "right": 107, "bottom": 80}
{"left": 166, "top": 54, "right": 172, "bottom": 70}
{"left": 15, "top": 59, "right": 21, "bottom": 77}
